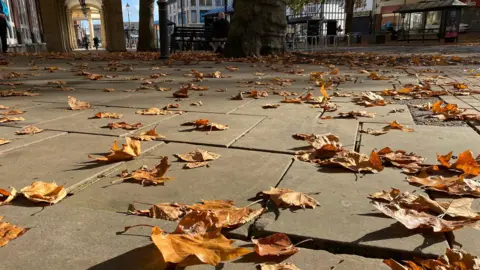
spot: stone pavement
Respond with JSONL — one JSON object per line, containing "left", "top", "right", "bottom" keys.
{"left": 0, "top": 51, "right": 480, "bottom": 269}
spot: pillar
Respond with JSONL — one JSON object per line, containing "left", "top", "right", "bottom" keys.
{"left": 67, "top": 11, "right": 76, "bottom": 50}
{"left": 87, "top": 10, "right": 95, "bottom": 46}
{"left": 39, "top": 0, "right": 71, "bottom": 52}
{"left": 103, "top": 0, "right": 126, "bottom": 51}
{"left": 100, "top": 12, "right": 107, "bottom": 48}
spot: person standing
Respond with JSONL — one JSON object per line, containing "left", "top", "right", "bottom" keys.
{"left": 0, "top": 0, "right": 9, "bottom": 54}
{"left": 93, "top": 36, "right": 99, "bottom": 50}
{"left": 83, "top": 36, "right": 89, "bottom": 50}
{"left": 211, "top": 12, "right": 229, "bottom": 53}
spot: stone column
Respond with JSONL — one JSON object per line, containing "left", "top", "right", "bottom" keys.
{"left": 67, "top": 11, "right": 76, "bottom": 50}
{"left": 100, "top": 12, "right": 107, "bottom": 48}
{"left": 39, "top": 0, "right": 69, "bottom": 51}
{"left": 87, "top": 10, "right": 95, "bottom": 46}
{"left": 103, "top": 0, "right": 126, "bottom": 51}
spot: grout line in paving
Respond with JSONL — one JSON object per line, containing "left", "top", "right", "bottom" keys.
{"left": 35, "top": 111, "right": 88, "bottom": 125}
{"left": 0, "top": 132, "right": 68, "bottom": 154}
{"left": 226, "top": 98, "right": 257, "bottom": 114}
{"left": 273, "top": 158, "right": 295, "bottom": 188}
{"left": 226, "top": 115, "right": 268, "bottom": 148}
{"left": 228, "top": 145, "right": 293, "bottom": 155}
{"left": 119, "top": 114, "right": 180, "bottom": 137}
{"left": 354, "top": 122, "right": 364, "bottom": 153}
{"left": 43, "top": 129, "right": 124, "bottom": 138}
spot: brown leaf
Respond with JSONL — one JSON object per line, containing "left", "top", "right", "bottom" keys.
{"left": 0, "top": 90, "right": 39, "bottom": 97}
{"left": 368, "top": 72, "right": 390, "bottom": 80}
{"left": 131, "top": 126, "right": 166, "bottom": 141}
{"left": 91, "top": 112, "right": 123, "bottom": 119}
{"left": 85, "top": 73, "right": 104, "bottom": 80}
{"left": 355, "top": 92, "right": 386, "bottom": 107}
{"left": 0, "top": 110, "right": 25, "bottom": 116}
{"left": 163, "top": 103, "right": 180, "bottom": 109}
{"left": 184, "top": 161, "right": 209, "bottom": 169}
{"left": 259, "top": 262, "right": 301, "bottom": 270}
{"left": 360, "top": 129, "right": 388, "bottom": 136}
{"left": 0, "top": 216, "right": 29, "bottom": 247}
{"left": 68, "top": 96, "right": 91, "bottom": 110}
{"left": 336, "top": 111, "right": 375, "bottom": 119}
{"left": 15, "top": 125, "right": 44, "bottom": 135}
{"left": 175, "top": 149, "right": 220, "bottom": 162}
{"left": 437, "top": 151, "right": 453, "bottom": 168}
{"left": 0, "top": 105, "right": 10, "bottom": 110}
{"left": 262, "top": 104, "right": 280, "bottom": 109}
{"left": 128, "top": 203, "right": 187, "bottom": 221}
{"left": 377, "top": 147, "right": 424, "bottom": 172}
{"left": 295, "top": 134, "right": 343, "bottom": 162}
{"left": 248, "top": 90, "right": 269, "bottom": 99}
{"left": 106, "top": 122, "right": 143, "bottom": 130}
{"left": 260, "top": 187, "right": 320, "bottom": 209}
{"left": 273, "top": 91, "right": 297, "bottom": 97}
{"left": 190, "top": 101, "right": 203, "bottom": 106}
{"left": 231, "top": 92, "right": 244, "bottom": 100}
{"left": 156, "top": 87, "right": 171, "bottom": 92}
{"left": 282, "top": 97, "right": 303, "bottom": 104}
{"left": 0, "top": 138, "right": 11, "bottom": 145}
{"left": 173, "top": 87, "right": 189, "bottom": 98}
{"left": 20, "top": 181, "right": 67, "bottom": 204}
{"left": 135, "top": 107, "right": 179, "bottom": 115}
{"left": 182, "top": 119, "right": 228, "bottom": 131}
{"left": 384, "top": 249, "right": 480, "bottom": 270}
{"left": 120, "top": 157, "right": 174, "bottom": 186}
{"left": 452, "top": 150, "right": 480, "bottom": 176}
{"left": 320, "top": 150, "right": 384, "bottom": 173}
{"left": 150, "top": 226, "right": 252, "bottom": 266}
{"left": 89, "top": 137, "right": 141, "bottom": 162}
{"left": 383, "top": 121, "right": 414, "bottom": 132}
{"left": 0, "top": 187, "right": 17, "bottom": 206}
{"left": 226, "top": 66, "right": 239, "bottom": 72}
{"left": 0, "top": 117, "right": 25, "bottom": 123}
{"left": 252, "top": 233, "right": 298, "bottom": 256}
{"left": 408, "top": 175, "right": 480, "bottom": 197}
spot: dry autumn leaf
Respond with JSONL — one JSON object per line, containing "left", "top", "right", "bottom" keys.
{"left": 252, "top": 233, "right": 298, "bottom": 256}
{"left": 117, "top": 157, "right": 174, "bottom": 186}
{"left": 360, "top": 129, "right": 388, "bottom": 136}
{"left": 0, "top": 117, "right": 25, "bottom": 123}
{"left": 384, "top": 248, "right": 480, "bottom": 270}
{"left": 182, "top": 119, "right": 229, "bottom": 131}
{"left": 437, "top": 150, "right": 480, "bottom": 176}
{"left": 369, "top": 188, "right": 480, "bottom": 232}
{"left": 128, "top": 203, "right": 187, "bottom": 221}
{"left": 320, "top": 150, "right": 384, "bottom": 173}
{"left": 131, "top": 126, "right": 166, "bottom": 141}
{"left": 249, "top": 90, "right": 269, "bottom": 99}
{"left": 336, "top": 111, "right": 375, "bottom": 119}
{"left": 231, "top": 92, "right": 244, "bottom": 100}
{"left": 260, "top": 187, "right": 320, "bottom": 209}
{"left": 226, "top": 66, "right": 239, "bottom": 72}
{"left": 89, "top": 137, "right": 141, "bottom": 162}
{"left": 0, "top": 105, "right": 10, "bottom": 110}
{"left": 259, "top": 262, "right": 301, "bottom": 270}
{"left": 15, "top": 125, "right": 44, "bottom": 135}
{"left": 383, "top": 121, "right": 414, "bottom": 132}
{"left": 175, "top": 149, "right": 220, "bottom": 162}
{"left": 173, "top": 87, "right": 189, "bottom": 98}
{"left": 183, "top": 161, "right": 210, "bottom": 169}
{"left": 0, "top": 90, "right": 39, "bottom": 97}
{"left": 91, "top": 112, "right": 123, "bottom": 119}
{"left": 295, "top": 133, "right": 343, "bottom": 162}
{"left": 135, "top": 107, "right": 179, "bottom": 115}
{"left": 355, "top": 92, "right": 386, "bottom": 107}
{"left": 408, "top": 175, "right": 480, "bottom": 197}
{"left": 0, "top": 110, "right": 25, "bottom": 116}
{"left": 150, "top": 226, "right": 252, "bottom": 266}
{"left": 0, "top": 216, "right": 29, "bottom": 247}
{"left": 68, "top": 96, "right": 91, "bottom": 110}
{"left": 0, "top": 138, "right": 11, "bottom": 145}
{"left": 368, "top": 72, "right": 390, "bottom": 80}
{"left": 0, "top": 187, "right": 17, "bottom": 206}
{"left": 262, "top": 104, "right": 280, "bottom": 109}
{"left": 282, "top": 97, "right": 303, "bottom": 104}
{"left": 103, "top": 88, "right": 115, "bottom": 92}
{"left": 21, "top": 181, "right": 67, "bottom": 204}
{"left": 377, "top": 147, "right": 424, "bottom": 173}
{"left": 106, "top": 122, "right": 143, "bottom": 130}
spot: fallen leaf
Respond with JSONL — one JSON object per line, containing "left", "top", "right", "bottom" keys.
{"left": 377, "top": 147, "right": 424, "bottom": 172}
{"left": 320, "top": 150, "right": 384, "bottom": 173}
{"left": 157, "top": 87, "right": 171, "bottom": 92}
{"left": 89, "top": 137, "right": 141, "bottom": 162}
{"left": 182, "top": 119, "right": 228, "bottom": 131}
{"left": 336, "top": 111, "right": 375, "bottom": 119}
{"left": 360, "top": 129, "right": 388, "bottom": 136}
{"left": 150, "top": 226, "right": 252, "bottom": 266}
{"left": 329, "top": 68, "right": 339, "bottom": 75}
{"left": 368, "top": 72, "right": 390, "bottom": 80}
{"left": 282, "top": 97, "right": 303, "bottom": 104}
{"left": 453, "top": 150, "right": 480, "bottom": 176}
{"left": 85, "top": 73, "right": 104, "bottom": 80}
{"left": 128, "top": 203, "right": 187, "bottom": 220}
{"left": 249, "top": 90, "right": 268, "bottom": 99}
{"left": 252, "top": 233, "right": 298, "bottom": 256}
{"left": 320, "top": 84, "right": 329, "bottom": 99}
{"left": 0, "top": 105, "right": 10, "bottom": 110}
{"left": 132, "top": 126, "right": 165, "bottom": 141}
{"left": 0, "top": 110, "right": 25, "bottom": 116}
{"left": 437, "top": 151, "right": 453, "bottom": 167}
{"left": 262, "top": 104, "right": 280, "bottom": 109}
{"left": 0, "top": 216, "right": 28, "bottom": 247}
{"left": 21, "top": 181, "right": 67, "bottom": 204}
{"left": 173, "top": 87, "right": 189, "bottom": 98}
{"left": 454, "top": 83, "right": 468, "bottom": 90}
{"left": 184, "top": 161, "right": 209, "bottom": 169}
{"left": 163, "top": 103, "right": 180, "bottom": 110}
{"left": 191, "top": 101, "right": 203, "bottom": 106}
{"left": 0, "top": 187, "right": 17, "bottom": 206}
{"left": 106, "top": 122, "right": 143, "bottom": 130}
{"left": 15, "top": 125, "right": 44, "bottom": 135}
{"left": 103, "top": 88, "right": 115, "bottom": 92}
{"left": 383, "top": 121, "right": 414, "bottom": 132}
{"left": 355, "top": 92, "right": 386, "bottom": 107}
{"left": 136, "top": 107, "right": 179, "bottom": 115}
{"left": 119, "top": 157, "right": 174, "bottom": 186}
{"left": 260, "top": 187, "right": 319, "bottom": 209}
{"left": 175, "top": 149, "right": 220, "bottom": 162}
{"left": 226, "top": 66, "right": 239, "bottom": 72}
{"left": 408, "top": 175, "right": 480, "bottom": 197}
{"left": 295, "top": 134, "right": 343, "bottom": 162}
{"left": 259, "top": 262, "right": 301, "bottom": 270}
{"left": 0, "top": 90, "right": 39, "bottom": 97}
{"left": 91, "top": 112, "right": 123, "bottom": 119}
{"left": 231, "top": 92, "right": 244, "bottom": 100}
{"left": 0, "top": 117, "right": 25, "bottom": 123}
{"left": 0, "top": 138, "right": 11, "bottom": 145}
{"left": 68, "top": 96, "right": 91, "bottom": 110}
{"left": 384, "top": 248, "right": 480, "bottom": 270}
{"left": 273, "top": 91, "right": 297, "bottom": 97}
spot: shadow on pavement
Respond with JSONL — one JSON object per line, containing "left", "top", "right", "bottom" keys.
{"left": 88, "top": 244, "right": 169, "bottom": 270}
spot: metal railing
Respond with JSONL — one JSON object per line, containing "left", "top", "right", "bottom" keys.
{"left": 286, "top": 34, "right": 351, "bottom": 52}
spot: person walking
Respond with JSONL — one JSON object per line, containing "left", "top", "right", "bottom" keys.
{"left": 93, "top": 36, "right": 99, "bottom": 50}
{"left": 211, "top": 12, "right": 229, "bottom": 53}
{"left": 83, "top": 36, "right": 89, "bottom": 50}
{"left": 0, "top": 0, "right": 10, "bottom": 54}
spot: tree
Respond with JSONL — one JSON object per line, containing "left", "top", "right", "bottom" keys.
{"left": 224, "top": 0, "right": 288, "bottom": 57}
{"left": 138, "top": 0, "right": 155, "bottom": 51}
{"left": 345, "top": 0, "right": 354, "bottom": 34}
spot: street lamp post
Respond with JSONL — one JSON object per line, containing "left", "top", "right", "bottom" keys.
{"left": 126, "top": 3, "right": 131, "bottom": 48}
{"left": 157, "top": 0, "right": 169, "bottom": 59}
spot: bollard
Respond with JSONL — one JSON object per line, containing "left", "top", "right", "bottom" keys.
{"left": 157, "top": 0, "right": 169, "bottom": 59}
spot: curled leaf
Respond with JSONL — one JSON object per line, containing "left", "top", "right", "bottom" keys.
{"left": 0, "top": 187, "right": 17, "bottom": 206}
{"left": 0, "top": 216, "right": 29, "bottom": 247}
{"left": 0, "top": 138, "right": 11, "bottom": 145}
{"left": 89, "top": 138, "right": 141, "bottom": 162}
{"left": 68, "top": 96, "right": 91, "bottom": 110}
{"left": 131, "top": 126, "right": 166, "bottom": 141}
{"left": 336, "top": 111, "right": 375, "bottom": 119}
{"left": 252, "top": 233, "right": 298, "bottom": 256}
{"left": 262, "top": 104, "right": 281, "bottom": 109}
{"left": 91, "top": 112, "right": 123, "bottom": 119}
{"left": 383, "top": 121, "right": 414, "bottom": 132}
{"left": 377, "top": 147, "right": 424, "bottom": 172}
{"left": 128, "top": 203, "right": 187, "bottom": 221}
{"left": 184, "top": 161, "right": 209, "bottom": 169}
{"left": 175, "top": 149, "right": 220, "bottom": 162}
{"left": 320, "top": 150, "right": 384, "bottom": 173}
{"left": 106, "top": 122, "right": 143, "bottom": 130}
{"left": 384, "top": 248, "right": 480, "bottom": 270}
{"left": 136, "top": 107, "right": 179, "bottom": 115}
{"left": 0, "top": 117, "right": 25, "bottom": 123}
{"left": 0, "top": 110, "right": 25, "bottom": 116}
{"left": 260, "top": 187, "right": 320, "bottom": 209}
{"left": 119, "top": 157, "right": 174, "bottom": 186}
{"left": 15, "top": 125, "right": 44, "bottom": 135}
{"left": 20, "top": 181, "right": 67, "bottom": 204}
{"left": 408, "top": 175, "right": 480, "bottom": 197}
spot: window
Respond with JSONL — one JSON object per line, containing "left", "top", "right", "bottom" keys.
{"left": 191, "top": 10, "right": 197, "bottom": 23}
{"left": 191, "top": 0, "right": 196, "bottom": 6}
{"left": 199, "top": 0, "right": 212, "bottom": 6}
{"left": 215, "top": 0, "right": 222, "bottom": 7}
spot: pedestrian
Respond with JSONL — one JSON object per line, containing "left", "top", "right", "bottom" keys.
{"left": 210, "top": 12, "right": 229, "bottom": 53}
{"left": 83, "top": 36, "right": 89, "bottom": 50}
{"left": 93, "top": 36, "right": 99, "bottom": 50}
{"left": 0, "top": 0, "right": 10, "bottom": 54}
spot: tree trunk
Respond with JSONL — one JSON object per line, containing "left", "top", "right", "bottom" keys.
{"left": 225, "top": 0, "right": 287, "bottom": 57}
{"left": 345, "top": 0, "right": 354, "bottom": 34}
{"left": 138, "top": 0, "right": 155, "bottom": 51}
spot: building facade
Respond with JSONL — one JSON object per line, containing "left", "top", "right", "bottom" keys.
{"left": 2, "top": 0, "right": 45, "bottom": 52}
{"left": 168, "top": 0, "right": 233, "bottom": 26}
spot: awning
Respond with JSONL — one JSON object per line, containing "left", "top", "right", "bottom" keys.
{"left": 202, "top": 5, "right": 234, "bottom": 17}
{"left": 394, "top": 0, "right": 467, "bottom": 13}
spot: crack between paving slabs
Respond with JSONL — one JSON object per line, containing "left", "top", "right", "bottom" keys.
{"left": 226, "top": 115, "right": 268, "bottom": 148}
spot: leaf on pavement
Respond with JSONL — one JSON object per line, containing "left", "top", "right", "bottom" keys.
{"left": 226, "top": 66, "right": 239, "bottom": 72}
{"left": 252, "top": 233, "right": 298, "bottom": 256}
{"left": 282, "top": 97, "right": 303, "bottom": 104}
{"left": 103, "top": 88, "right": 115, "bottom": 92}
{"left": 150, "top": 226, "right": 252, "bottom": 266}
{"left": 0, "top": 109, "right": 25, "bottom": 115}
{"left": 355, "top": 92, "right": 386, "bottom": 107}
{"left": 0, "top": 90, "right": 39, "bottom": 97}
{"left": 320, "top": 150, "right": 384, "bottom": 173}
{"left": 259, "top": 262, "right": 301, "bottom": 270}
{"left": 262, "top": 104, "right": 280, "bottom": 109}
{"left": 368, "top": 72, "right": 391, "bottom": 80}
{"left": 369, "top": 188, "right": 480, "bottom": 232}
{"left": 260, "top": 187, "right": 320, "bottom": 209}
{"left": 0, "top": 138, "right": 11, "bottom": 145}
{"left": 0, "top": 187, "right": 17, "bottom": 206}
{"left": 0, "top": 105, "right": 10, "bottom": 110}
{"left": 91, "top": 112, "right": 123, "bottom": 119}
{"left": 184, "top": 161, "right": 210, "bottom": 169}
{"left": 437, "top": 150, "right": 480, "bottom": 176}
{"left": 136, "top": 107, "right": 180, "bottom": 115}
{"left": 336, "top": 111, "right": 375, "bottom": 119}
{"left": 249, "top": 90, "right": 268, "bottom": 99}
{"left": 384, "top": 248, "right": 480, "bottom": 270}
{"left": 377, "top": 147, "right": 424, "bottom": 173}
{"left": 15, "top": 125, "right": 44, "bottom": 135}
{"left": 175, "top": 149, "right": 220, "bottom": 162}
{"left": 106, "top": 121, "right": 143, "bottom": 130}
{"left": 89, "top": 137, "right": 141, "bottom": 162}
{"left": 408, "top": 175, "right": 480, "bottom": 197}
{"left": 295, "top": 133, "right": 343, "bottom": 162}
{"left": 273, "top": 91, "right": 297, "bottom": 97}
{"left": 128, "top": 203, "right": 187, "bottom": 221}
{"left": 118, "top": 157, "right": 174, "bottom": 186}
{"left": 231, "top": 92, "right": 244, "bottom": 100}
{"left": 173, "top": 87, "right": 189, "bottom": 98}
{"left": 182, "top": 119, "right": 228, "bottom": 131}
{"left": 320, "top": 84, "right": 329, "bottom": 99}
{"left": 383, "top": 121, "right": 414, "bottom": 132}
{"left": 360, "top": 129, "right": 388, "bottom": 136}
{"left": 20, "top": 181, "right": 67, "bottom": 204}
{"left": 0, "top": 117, "right": 25, "bottom": 123}
{"left": 0, "top": 216, "right": 29, "bottom": 247}
{"left": 131, "top": 126, "right": 166, "bottom": 141}
{"left": 68, "top": 96, "right": 91, "bottom": 110}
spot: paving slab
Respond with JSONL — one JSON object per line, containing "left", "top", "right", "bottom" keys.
{"left": 38, "top": 106, "right": 179, "bottom": 137}
{"left": 252, "top": 161, "right": 448, "bottom": 257}
{"left": 232, "top": 116, "right": 358, "bottom": 154}
{"left": 323, "top": 103, "right": 414, "bottom": 125}
{"left": 0, "top": 205, "right": 176, "bottom": 270}
{"left": 339, "top": 81, "right": 395, "bottom": 92}
{"left": 0, "top": 126, "right": 66, "bottom": 154}
{"left": 32, "top": 88, "right": 134, "bottom": 105}
{"left": 0, "top": 133, "right": 162, "bottom": 190}
{"left": 361, "top": 124, "right": 480, "bottom": 165}
{"left": 190, "top": 240, "right": 389, "bottom": 270}
{"left": 155, "top": 112, "right": 265, "bottom": 147}
{"left": 99, "top": 90, "right": 197, "bottom": 109}
{"left": 179, "top": 91, "right": 257, "bottom": 114}
{"left": 230, "top": 98, "right": 318, "bottom": 116}
{"left": 440, "top": 95, "right": 473, "bottom": 109}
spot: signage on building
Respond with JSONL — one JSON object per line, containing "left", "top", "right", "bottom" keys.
{"left": 461, "top": 0, "right": 480, "bottom": 6}
{"left": 354, "top": 10, "right": 371, "bottom": 17}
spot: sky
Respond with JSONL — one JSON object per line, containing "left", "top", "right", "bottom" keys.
{"left": 122, "top": 0, "right": 159, "bottom": 22}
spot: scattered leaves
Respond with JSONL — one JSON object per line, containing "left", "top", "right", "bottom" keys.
{"left": 408, "top": 175, "right": 480, "bottom": 197}
{"left": 384, "top": 248, "right": 480, "bottom": 270}
{"left": 377, "top": 147, "right": 424, "bottom": 173}
{"left": 437, "top": 150, "right": 480, "bottom": 176}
